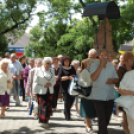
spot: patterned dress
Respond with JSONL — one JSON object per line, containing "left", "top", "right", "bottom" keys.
{"left": 38, "top": 90, "right": 53, "bottom": 123}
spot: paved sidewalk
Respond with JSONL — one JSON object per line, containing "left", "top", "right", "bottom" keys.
{"left": 0, "top": 97, "right": 125, "bottom": 134}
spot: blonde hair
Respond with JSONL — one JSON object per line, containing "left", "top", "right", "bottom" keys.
{"left": 0, "top": 58, "right": 10, "bottom": 69}
{"left": 71, "top": 60, "right": 80, "bottom": 66}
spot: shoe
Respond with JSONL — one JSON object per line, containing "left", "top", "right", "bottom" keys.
{"left": 86, "top": 128, "right": 91, "bottom": 133}
{"left": 76, "top": 114, "right": 81, "bottom": 117}
{"left": 0, "top": 115, "right": 6, "bottom": 118}
{"left": 6, "top": 107, "right": 9, "bottom": 110}
{"left": 33, "top": 114, "right": 38, "bottom": 119}
{"left": 41, "top": 123, "right": 49, "bottom": 128}
{"left": 27, "top": 107, "right": 30, "bottom": 110}
{"left": 116, "top": 117, "right": 122, "bottom": 122}
{"left": 16, "top": 103, "right": 22, "bottom": 106}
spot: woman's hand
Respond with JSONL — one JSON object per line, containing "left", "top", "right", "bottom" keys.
{"left": 114, "top": 87, "right": 129, "bottom": 95}
{"left": 69, "top": 76, "right": 73, "bottom": 81}
{"left": 44, "top": 83, "right": 52, "bottom": 88}
{"left": 7, "top": 80, "right": 11, "bottom": 83}
{"left": 55, "top": 76, "right": 58, "bottom": 81}
{"left": 26, "top": 93, "right": 30, "bottom": 96}
{"left": 33, "top": 94, "right": 37, "bottom": 97}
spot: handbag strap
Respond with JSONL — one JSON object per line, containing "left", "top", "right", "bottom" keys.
{"left": 86, "top": 68, "right": 90, "bottom": 73}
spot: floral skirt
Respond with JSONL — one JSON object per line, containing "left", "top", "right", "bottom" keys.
{"left": 38, "top": 91, "right": 53, "bottom": 123}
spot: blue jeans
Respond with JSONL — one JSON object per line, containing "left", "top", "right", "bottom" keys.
{"left": 12, "top": 79, "right": 20, "bottom": 104}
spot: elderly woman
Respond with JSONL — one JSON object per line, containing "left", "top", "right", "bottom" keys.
{"left": 23, "top": 58, "right": 34, "bottom": 109}
{"left": 26, "top": 58, "right": 42, "bottom": 118}
{"left": 52, "top": 57, "right": 60, "bottom": 111}
{"left": 71, "top": 59, "right": 80, "bottom": 117}
{"left": 115, "top": 70, "right": 134, "bottom": 134}
{"left": 0, "top": 59, "right": 12, "bottom": 117}
{"left": 58, "top": 56, "right": 76, "bottom": 120}
{"left": 116, "top": 52, "right": 134, "bottom": 134}
{"left": 32, "top": 57, "right": 56, "bottom": 128}
{"left": 78, "top": 58, "right": 97, "bottom": 133}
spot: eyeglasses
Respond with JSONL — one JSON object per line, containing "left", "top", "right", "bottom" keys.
{"left": 114, "top": 62, "right": 118, "bottom": 64}
{"left": 46, "top": 63, "right": 51, "bottom": 65}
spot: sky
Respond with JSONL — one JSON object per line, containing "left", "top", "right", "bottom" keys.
{"left": 26, "top": 1, "right": 82, "bottom": 33}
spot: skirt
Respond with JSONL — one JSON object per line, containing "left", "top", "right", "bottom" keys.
{"left": 79, "top": 98, "right": 96, "bottom": 118}
{"left": 0, "top": 92, "right": 10, "bottom": 107}
{"left": 38, "top": 91, "right": 53, "bottom": 123}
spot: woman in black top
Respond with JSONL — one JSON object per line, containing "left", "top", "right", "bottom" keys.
{"left": 58, "top": 56, "right": 76, "bottom": 120}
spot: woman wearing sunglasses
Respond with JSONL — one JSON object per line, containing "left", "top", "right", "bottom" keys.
{"left": 32, "top": 57, "right": 56, "bottom": 128}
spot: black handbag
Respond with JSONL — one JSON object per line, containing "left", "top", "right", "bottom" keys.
{"left": 73, "top": 85, "right": 92, "bottom": 97}
{"left": 73, "top": 69, "right": 92, "bottom": 97}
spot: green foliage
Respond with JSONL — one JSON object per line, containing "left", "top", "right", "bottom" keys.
{"left": 0, "top": 0, "right": 37, "bottom": 54}
{"left": 24, "top": 0, "right": 134, "bottom": 60}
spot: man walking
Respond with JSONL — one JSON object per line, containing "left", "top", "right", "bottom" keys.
{"left": 8, "top": 53, "right": 24, "bottom": 106}
{"left": 90, "top": 50, "right": 119, "bottom": 134}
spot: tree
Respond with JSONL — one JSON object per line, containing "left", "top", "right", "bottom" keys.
{"left": 25, "top": 21, "right": 68, "bottom": 58}
{"left": 0, "top": 0, "right": 37, "bottom": 55}
{"left": 27, "top": 0, "right": 134, "bottom": 60}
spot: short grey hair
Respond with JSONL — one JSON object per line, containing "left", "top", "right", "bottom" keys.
{"left": 0, "top": 58, "right": 10, "bottom": 69}
{"left": 28, "top": 58, "right": 34, "bottom": 64}
{"left": 10, "top": 53, "right": 16, "bottom": 57}
{"left": 43, "top": 57, "right": 53, "bottom": 64}
{"left": 5, "top": 52, "right": 10, "bottom": 56}
{"left": 71, "top": 60, "right": 80, "bottom": 66}
{"left": 88, "top": 49, "right": 97, "bottom": 56}
{"left": 87, "top": 58, "right": 96, "bottom": 68}
{"left": 35, "top": 58, "right": 42, "bottom": 64}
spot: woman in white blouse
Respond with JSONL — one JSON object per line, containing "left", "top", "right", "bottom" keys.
{"left": 0, "top": 59, "right": 12, "bottom": 117}
{"left": 78, "top": 58, "right": 97, "bottom": 133}
{"left": 32, "top": 57, "right": 56, "bottom": 128}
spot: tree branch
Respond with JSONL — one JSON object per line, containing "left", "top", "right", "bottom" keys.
{"left": 1, "top": 13, "right": 31, "bottom": 35}
{"left": 79, "top": 0, "right": 85, "bottom": 7}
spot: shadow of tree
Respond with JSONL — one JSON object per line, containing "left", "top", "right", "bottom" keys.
{"left": 1, "top": 127, "right": 45, "bottom": 134}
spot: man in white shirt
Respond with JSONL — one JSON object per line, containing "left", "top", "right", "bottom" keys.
{"left": 90, "top": 50, "right": 119, "bottom": 134}
{"left": 8, "top": 53, "right": 24, "bottom": 106}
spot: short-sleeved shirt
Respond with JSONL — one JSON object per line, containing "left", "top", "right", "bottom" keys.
{"left": 90, "top": 61, "right": 118, "bottom": 101}
{"left": 8, "top": 60, "right": 24, "bottom": 76}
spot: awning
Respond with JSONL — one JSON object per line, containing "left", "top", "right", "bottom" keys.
{"left": 82, "top": 1, "right": 120, "bottom": 20}
{"left": 119, "top": 44, "right": 133, "bottom": 51}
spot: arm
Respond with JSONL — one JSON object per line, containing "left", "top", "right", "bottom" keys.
{"left": 26, "top": 70, "right": 32, "bottom": 95}
{"left": 58, "top": 66, "right": 70, "bottom": 82}
{"left": 91, "top": 64, "right": 103, "bottom": 82}
{"left": 49, "top": 69, "right": 56, "bottom": 86}
{"left": 32, "top": 70, "right": 39, "bottom": 96}
{"left": 119, "top": 89, "right": 134, "bottom": 96}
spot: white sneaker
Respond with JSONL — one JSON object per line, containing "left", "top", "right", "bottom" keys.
{"left": 86, "top": 128, "right": 91, "bottom": 133}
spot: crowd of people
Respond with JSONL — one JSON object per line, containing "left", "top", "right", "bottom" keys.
{"left": 0, "top": 49, "right": 134, "bottom": 134}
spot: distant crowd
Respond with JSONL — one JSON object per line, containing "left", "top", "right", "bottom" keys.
{"left": 0, "top": 49, "right": 134, "bottom": 134}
